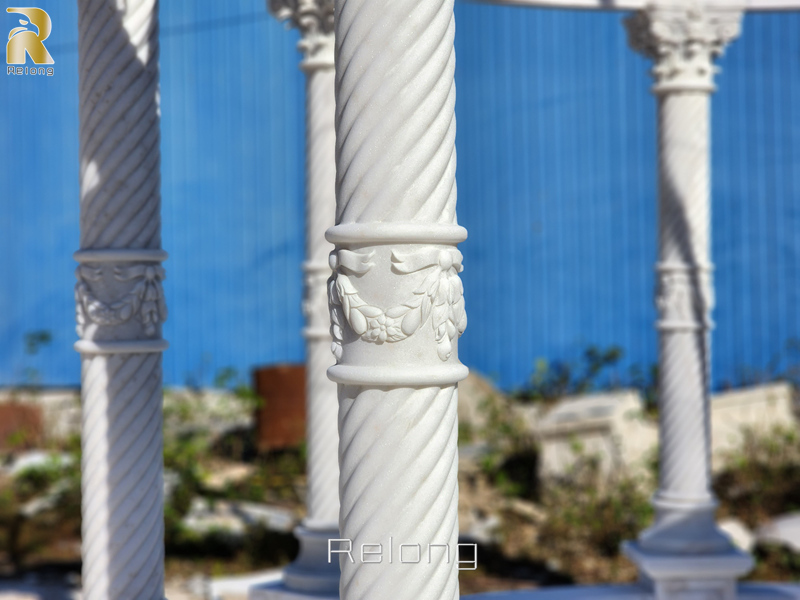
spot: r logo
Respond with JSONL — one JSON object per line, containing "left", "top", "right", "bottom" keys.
{"left": 7, "top": 7, "right": 53, "bottom": 65}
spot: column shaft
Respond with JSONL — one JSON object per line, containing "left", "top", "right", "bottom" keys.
{"left": 280, "top": 31, "right": 341, "bottom": 598}
{"left": 302, "top": 59, "right": 339, "bottom": 528}
{"left": 623, "top": 6, "right": 753, "bottom": 596}
{"left": 654, "top": 92, "right": 713, "bottom": 507}
{"left": 331, "top": 1, "right": 465, "bottom": 599}
{"left": 641, "top": 88, "right": 726, "bottom": 554}
{"left": 258, "top": 3, "right": 340, "bottom": 597}
{"left": 76, "top": 1, "right": 166, "bottom": 599}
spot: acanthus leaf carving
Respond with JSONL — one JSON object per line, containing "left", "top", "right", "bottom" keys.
{"left": 625, "top": 4, "right": 741, "bottom": 91}
{"left": 75, "top": 263, "right": 167, "bottom": 338}
{"left": 268, "top": 0, "right": 334, "bottom": 37}
{"left": 328, "top": 248, "right": 467, "bottom": 362}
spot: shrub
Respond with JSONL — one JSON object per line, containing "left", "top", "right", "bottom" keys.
{"left": 714, "top": 425, "right": 800, "bottom": 529}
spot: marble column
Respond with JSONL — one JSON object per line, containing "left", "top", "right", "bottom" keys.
{"left": 623, "top": 4, "right": 753, "bottom": 599}
{"left": 328, "top": 0, "right": 467, "bottom": 598}
{"left": 75, "top": 0, "right": 167, "bottom": 598}
{"left": 252, "top": 1, "right": 339, "bottom": 598}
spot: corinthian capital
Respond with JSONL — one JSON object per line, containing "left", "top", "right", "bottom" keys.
{"left": 625, "top": 3, "right": 742, "bottom": 93}
{"left": 269, "top": 0, "right": 334, "bottom": 37}
{"left": 269, "top": 0, "right": 334, "bottom": 66}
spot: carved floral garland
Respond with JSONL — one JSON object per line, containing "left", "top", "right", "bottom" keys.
{"left": 75, "top": 263, "right": 167, "bottom": 337}
{"left": 655, "top": 268, "right": 714, "bottom": 326}
{"left": 328, "top": 247, "right": 467, "bottom": 362}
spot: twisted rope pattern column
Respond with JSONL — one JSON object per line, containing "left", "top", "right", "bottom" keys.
{"left": 332, "top": 1, "right": 463, "bottom": 598}
{"left": 305, "top": 340, "right": 339, "bottom": 524}
{"left": 258, "top": 6, "right": 340, "bottom": 596}
{"left": 78, "top": 0, "right": 161, "bottom": 250}
{"left": 655, "top": 93, "right": 714, "bottom": 505}
{"left": 303, "top": 51, "right": 340, "bottom": 527}
{"left": 305, "top": 61, "right": 336, "bottom": 269}
{"left": 335, "top": 0, "right": 457, "bottom": 226}
{"left": 624, "top": 6, "right": 745, "bottom": 560}
{"left": 81, "top": 354, "right": 164, "bottom": 600}
{"left": 77, "top": 1, "right": 165, "bottom": 598}
{"left": 338, "top": 386, "right": 459, "bottom": 600}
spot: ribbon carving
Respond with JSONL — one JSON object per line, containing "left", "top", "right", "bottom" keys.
{"left": 75, "top": 264, "right": 168, "bottom": 337}
{"left": 328, "top": 247, "right": 467, "bottom": 361}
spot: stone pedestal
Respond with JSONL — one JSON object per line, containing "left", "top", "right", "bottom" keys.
{"left": 250, "top": 528, "right": 338, "bottom": 600}
{"left": 624, "top": 543, "right": 753, "bottom": 600}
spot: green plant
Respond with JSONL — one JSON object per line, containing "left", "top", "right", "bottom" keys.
{"left": 714, "top": 425, "right": 800, "bottom": 529}
{"left": 9, "top": 330, "right": 53, "bottom": 391}
{"left": 537, "top": 454, "right": 653, "bottom": 560}
{"left": 23, "top": 331, "right": 52, "bottom": 356}
{"left": 476, "top": 391, "right": 539, "bottom": 499}
{"left": 213, "top": 367, "right": 262, "bottom": 412}
{"left": 514, "top": 346, "right": 623, "bottom": 405}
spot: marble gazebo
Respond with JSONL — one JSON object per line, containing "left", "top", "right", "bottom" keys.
{"left": 70, "top": 0, "right": 800, "bottom": 599}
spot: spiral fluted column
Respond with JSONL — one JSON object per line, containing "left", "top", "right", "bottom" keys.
{"left": 251, "top": 2, "right": 339, "bottom": 599}
{"left": 328, "top": 1, "right": 465, "bottom": 599}
{"left": 75, "top": 1, "right": 166, "bottom": 599}
{"left": 623, "top": 4, "right": 752, "bottom": 598}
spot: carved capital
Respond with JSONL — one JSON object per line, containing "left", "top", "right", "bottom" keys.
{"left": 268, "top": 0, "right": 334, "bottom": 66}
{"left": 625, "top": 3, "right": 742, "bottom": 93}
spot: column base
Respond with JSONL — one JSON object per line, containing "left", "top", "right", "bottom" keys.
{"left": 250, "top": 524, "right": 340, "bottom": 599}
{"left": 623, "top": 541, "right": 753, "bottom": 600}
{"left": 638, "top": 499, "right": 733, "bottom": 554}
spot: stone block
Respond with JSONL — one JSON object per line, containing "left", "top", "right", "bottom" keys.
{"left": 536, "top": 390, "right": 658, "bottom": 481}
{"left": 533, "top": 383, "right": 798, "bottom": 482}
{"left": 710, "top": 383, "right": 796, "bottom": 472}
{"left": 756, "top": 512, "right": 800, "bottom": 553}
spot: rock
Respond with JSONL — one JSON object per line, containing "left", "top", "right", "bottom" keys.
{"left": 756, "top": 512, "right": 800, "bottom": 553}
{"left": 526, "top": 382, "right": 796, "bottom": 483}
{"left": 234, "top": 501, "right": 296, "bottom": 532}
{"left": 710, "top": 382, "right": 797, "bottom": 472}
{"left": 163, "top": 388, "right": 254, "bottom": 440}
{"left": 202, "top": 462, "right": 256, "bottom": 492}
{"left": 502, "top": 498, "right": 547, "bottom": 524}
{"left": 182, "top": 497, "right": 298, "bottom": 539}
{"left": 6, "top": 451, "right": 72, "bottom": 476}
{"left": 463, "top": 511, "right": 502, "bottom": 546}
{"left": 183, "top": 498, "right": 247, "bottom": 537}
{"left": 535, "top": 390, "right": 657, "bottom": 482}
{"left": 20, "top": 479, "right": 72, "bottom": 518}
{"left": 719, "top": 517, "right": 755, "bottom": 552}
{"left": 164, "top": 469, "right": 180, "bottom": 503}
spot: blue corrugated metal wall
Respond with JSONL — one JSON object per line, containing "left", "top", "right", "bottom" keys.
{"left": 455, "top": 4, "right": 800, "bottom": 390}
{"left": 0, "top": 2, "right": 798, "bottom": 391}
